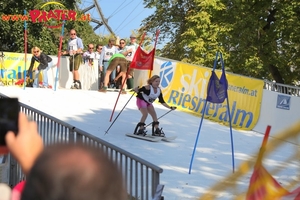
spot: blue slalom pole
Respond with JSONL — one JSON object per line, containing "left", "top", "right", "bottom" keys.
{"left": 188, "top": 52, "right": 219, "bottom": 174}
{"left": 188, "top": 101, "right": 208, "bottom": 174}
{"left": 220, "top": 52, "right": 235, "bottom": 172}
{"left": 23, "top": 10, "right": 27, "bottom": 90}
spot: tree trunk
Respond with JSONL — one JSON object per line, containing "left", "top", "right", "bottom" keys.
{"left": 268, "top": 64, "right": 284, "bottom": 83}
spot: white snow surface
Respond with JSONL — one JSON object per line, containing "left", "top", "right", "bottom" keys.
{"left": 1, "top": 86, "right": 299, "bottom": 200}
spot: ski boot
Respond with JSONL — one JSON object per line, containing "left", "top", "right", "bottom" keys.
{"left": 152, "top": 121, "right": 165, "bottom": 137}
{"left": 134, "top": 122, "right": 147, "bottom": 136}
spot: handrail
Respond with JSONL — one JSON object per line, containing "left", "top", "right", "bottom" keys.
{"left": 264, "top": 80, "right": 300, "bottom": 97}
{"left": 0, "top": 93, "right": 162, "bottom": 200}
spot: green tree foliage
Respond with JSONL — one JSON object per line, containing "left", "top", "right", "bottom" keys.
{"left": 0, "top": 0, "right": 104, "bottom": 55}
{"left": 142, "top": 0, "right": 300, "bottom": 85}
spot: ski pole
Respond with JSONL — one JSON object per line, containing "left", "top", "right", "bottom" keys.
{"left": 104, "top": 91, "right": 136, "bottom": 135}
{"left": 145, "top": 109, "right": 174, "bottom": 127}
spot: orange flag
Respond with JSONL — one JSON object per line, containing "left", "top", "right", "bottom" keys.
{"left": 246, "top": 126, "right": 300, "bottom": 200}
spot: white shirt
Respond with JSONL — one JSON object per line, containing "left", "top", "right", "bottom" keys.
{"left": 142, "top": 85, "right": 161, "bottom": 104}
{"left": 124, "top": 43, "right": 139, "bottom": 61}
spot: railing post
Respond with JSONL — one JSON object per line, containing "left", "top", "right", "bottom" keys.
{"left": 152, "top": 170, "right": 160, "bottom": 198}
{"left": 69, "top": 127, "right": 76, "bottom": 143}
{"left": 8, "top": 155, "right": 18, "bottom": 187}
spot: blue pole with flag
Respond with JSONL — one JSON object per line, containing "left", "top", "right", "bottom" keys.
{"left": 188, "top": 52, "right": 235, "bottom": 174}
{"left": 23, "top": 10, "right": 27, "bottom": 90}
{"left": 188, "top": 52, "right": 219, "bottom": 174}
{"left": 220, "top": 53, "right": 235, "bottom": 172}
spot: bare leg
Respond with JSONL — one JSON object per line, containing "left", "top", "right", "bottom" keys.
{"left": 147, "top": 105, "right": 158, "bottom": 122}
{"left": 139, "top": 107, "right": 149, "bottom": 123}
{"left": 74, "top": 70, "right": 80, "bottom": 80}
{"left": 120, "top": 72, "right": 127, "bottom": 90}
{"left": 147, "top": 105, "right": 163, "bottom": 135}
{"left": 104, "top": 70, "right": 112, "bottom": 87}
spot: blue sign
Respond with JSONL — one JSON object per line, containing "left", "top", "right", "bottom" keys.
{"left": 276, "top": 94, "right": 291, "bottom": 110}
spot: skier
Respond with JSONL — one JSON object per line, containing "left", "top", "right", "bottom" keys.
{"left": 132, "top": 75, "right": 176, "bottom": 136}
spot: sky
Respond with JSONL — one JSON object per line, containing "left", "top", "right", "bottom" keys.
{"left": 76, "top": 0, "right": 154, "bottom": 39}
{"left": 0, "top": 86, "right": 299, "bottom": 199}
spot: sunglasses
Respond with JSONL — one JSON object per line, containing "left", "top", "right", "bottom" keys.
{"left": 34, "top": 50, "right": 39, "bottom": 53}
{"left": 120, "top": 42, "right": 125, "bottom": 44}
{"left": 98, "top": 48, "right": 102, "bottom": 50}
{"left": 89, "top": 47, "right": 94, "bottom": 49}
{"left": 70, "top": 33, "right": 76, "bottom": 35}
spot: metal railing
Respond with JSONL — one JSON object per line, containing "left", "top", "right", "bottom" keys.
{"left": 0, "top": 94, "right": 163, "bottom": 200}
{"left": 264, "top": 80, "right": 300, "bottom": 97}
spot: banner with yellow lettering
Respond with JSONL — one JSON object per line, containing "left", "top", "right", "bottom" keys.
{"left": 153, "top": 57, "right": 264, "bottom": 130}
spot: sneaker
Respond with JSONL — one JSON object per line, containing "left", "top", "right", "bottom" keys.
{"left": 40, "top": 85, "right": 51, "bottom": 89}
{"left": 74, "top": 83, "right": 80, "bottom": 89}
{"left": 71, "top": 83, "right": 76, "bottom": 89}
{"left": 98, "top": 86, "right": 107, "bottom": 93}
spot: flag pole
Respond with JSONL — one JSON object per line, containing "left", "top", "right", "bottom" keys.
{"left": 188, "top": 52, "right": 219, "bottom": 174}
{"left": 109, "top": 32, "right": 146, "bottom": 122}
{"left": 220, "top": 52, "right": 235, "bottom": 173}
{"left": 54, "top": 21, "right": 65, "bottom": 91}
{"left": 188, "top": 101, "right": 208, "bottom": 174}
{"left": 149, "top": 30, "right": 160, "bottom": 78}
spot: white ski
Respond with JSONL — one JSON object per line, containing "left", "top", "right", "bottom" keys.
{"left": 148, "top": 135, "right": 177, "bottom": 142}
{"left": 161, "top": 136, "right": 177, "bottom": 142}
{"left": 125, "top": 134, "right": 162, "bottom": 142}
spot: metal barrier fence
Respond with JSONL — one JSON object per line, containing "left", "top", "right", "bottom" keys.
{"left": 0, "top": 94, "right": 163, "bottom": 200}
{"left": 264, "top": 80, "right": 300, "bottom": 97}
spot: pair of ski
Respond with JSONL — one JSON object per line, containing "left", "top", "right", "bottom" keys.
{"left": 126, "top": 133, "right": 177, "bottom": 142}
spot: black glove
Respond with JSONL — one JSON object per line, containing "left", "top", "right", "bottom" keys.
{"left": 170, "top": 106, "right": 177, "bottom": 110}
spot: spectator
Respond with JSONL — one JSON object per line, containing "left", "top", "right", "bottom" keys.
{"left": 63, "top": 29, "right": 84, "bottom": 89}
{"left": 98, "top": 53, "right": 130, "bottom": 94}
{"left": 3, "top": 113, "right": 127, "bottom": 200}
{"left": 99, "top": 38, "right": 118, "bottom": 89}
{"left": 117, "top": 39, "right": 126, "bottom": 53}
{"left": 115, "top": 39, "right": 126, "bottom": 88}
{"left": 95, "top": 44, "right": 103, "bottom": 89}
{"left": 124, "top": 34, "right": 139, "bottom": 63}
{"left": 27, "top": 46, "right": 52, "bottom": 88}
{"left": 82, "top": 44, "right": 96, "bottom": 90}
{"left": 83, "top": 43, "right": 95, "bottom": 66}
{"left": 123, "top": 35, "right": 139, "bottom": 89}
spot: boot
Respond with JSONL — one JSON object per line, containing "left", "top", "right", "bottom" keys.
{"left": 77, "top": 80, "right": 82, "bottom": 89}
{"left": 71, "top": 80, "right": 76, "bottom": 89}
{"left": 152, "top": 121, "right": 165, "bottom": 137}
{"left": 134, "top": 122, "right": 147, "bottom": 136}
{"left": 74, "top": 80, "right": 81, "bottom": 89}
